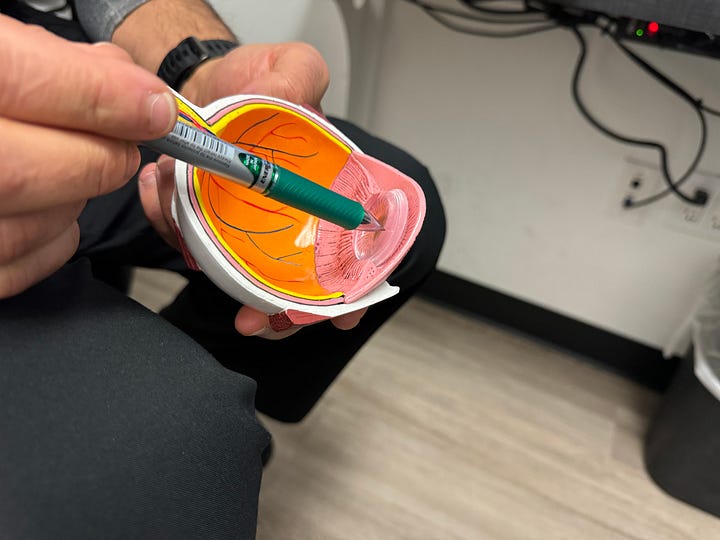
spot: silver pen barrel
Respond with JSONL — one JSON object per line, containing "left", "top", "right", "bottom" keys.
{"left": 144, "top": 122, "right": 256, "bottom": 187}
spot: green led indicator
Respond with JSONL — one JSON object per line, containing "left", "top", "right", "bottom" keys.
{"left": 635, "top": 28, "right": 644, "bottom": 37}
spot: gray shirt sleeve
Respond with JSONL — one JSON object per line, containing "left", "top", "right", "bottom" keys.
{"left": 74, "top": 0, "right": 150, "bottom": 42}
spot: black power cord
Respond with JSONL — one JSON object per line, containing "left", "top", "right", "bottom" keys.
{"left": 403, "top": 1, "right": 548, "bottom": 24}
{"left": 402, "top": 0, "right": 715, "bottom": 208}
{"left": 458, "top": 0, "right": 538, "bottom": 15}
{"left": 570, "top": 25, "right": 708, "bottom": 207}
{"left": 420, "top": 11, "right": 558, "bottom": 37}
{"left": 701, "top": 103, "right": 720, "bottom": 118}
{"left": 401, "top": 0, "right": 558, "bottom": 38}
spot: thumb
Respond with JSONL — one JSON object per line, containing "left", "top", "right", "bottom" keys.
{"left": 243, "top": 43, "right": 329, "bottom": 109}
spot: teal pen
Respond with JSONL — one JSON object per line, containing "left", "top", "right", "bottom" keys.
{"left": 143, "top": 121, "right": 383, "bottom": 231}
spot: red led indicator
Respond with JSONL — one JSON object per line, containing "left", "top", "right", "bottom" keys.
{"left": 648, "top": 21, "right": 660, "bottom": 34}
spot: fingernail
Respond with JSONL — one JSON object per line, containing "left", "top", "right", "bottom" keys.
{"left": 157, "top": 155, "right": 176, "bottom": 176}
{"left": 137, "top": 166, "right": 155, "bottom": 187}
{"left": 146, "top": 91, "right": 176, "bottom": 134}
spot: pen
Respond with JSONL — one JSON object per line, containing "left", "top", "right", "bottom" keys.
{"left": 143, "top": 120, "right": 383, "bottom": 231}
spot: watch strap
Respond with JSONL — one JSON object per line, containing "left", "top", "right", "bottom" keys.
{"left": 157, "top": 37, "right": 238, "bottom": 90}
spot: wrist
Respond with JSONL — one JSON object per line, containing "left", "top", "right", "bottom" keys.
{"left": 111, "top": 0, "right": 237, "bottom": 73}
{"left": 157, "top": 37, "right": 238, "bottom": 94}
{"left": 179, "top": 56, "right": 223, "bottom": 106}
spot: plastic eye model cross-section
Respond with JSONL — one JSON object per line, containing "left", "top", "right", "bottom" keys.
{"left": 171, "top": 93, "right": 426, "bottom": 331}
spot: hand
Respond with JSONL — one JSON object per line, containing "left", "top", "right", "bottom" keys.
{"left": 0, "top": 16, "right": 176, "bottom": 298}
{"left": 141, "top": 42, "right": 366, "bottom": 339}
{"left": 180, "top": 42, "right": 330, "bottom": 110}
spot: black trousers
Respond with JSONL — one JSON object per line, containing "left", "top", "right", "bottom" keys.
{"left": 0, "top": 117, "right": 446, "bottom": 538}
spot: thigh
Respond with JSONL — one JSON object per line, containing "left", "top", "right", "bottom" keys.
{"left": 0, "top": 260, "right": 269, "bottom": 540}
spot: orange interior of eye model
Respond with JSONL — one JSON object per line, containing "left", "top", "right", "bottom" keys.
{"left": 194, "top": 103, "right": 353, "bottom": 300}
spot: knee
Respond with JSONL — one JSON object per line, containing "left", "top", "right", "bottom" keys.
{"left": 412, "top": 163, "right": 447, "bottom": 262}
{"left": 389, "top": 161, "right": 446, "bottom": 289}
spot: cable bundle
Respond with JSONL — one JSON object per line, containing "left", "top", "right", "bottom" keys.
{"left": 402, "top": 0, "right": 720, "bottom": 208}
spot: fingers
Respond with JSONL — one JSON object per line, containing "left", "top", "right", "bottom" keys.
{"left": 235, "top": 305, "right": 272, "bottom": 336}
{"left": 0, "top": 15, "right": 176, "bottom": 140}
{"left": 0, "top": 15, "right": 179, "bottom": 297}
{"left": 234, "top": 306, "right": 302, "bottom": 340}
{"left": 155, "top": 156, "right": 178, "bottom": 226}
{"left": 248, "top": 325, "right": 303, "bottom": 340}
{"left": 234, "top": 305, "right": 368, "bottom": 340}
{"left": 331, "top": 307, "right": 368, "bottom": 331}
{"left": 266, "top": 42, "right": 329, "bottom": 109}
{"left": 224, "top": 43, "right": 329, "bottom": 109}
{"left": 0, "top": 201, "right": 84, "bottom": 264}
{"left": 0, "top": 117, "right": 140, "bottom": 214}
{"left": 0, "top": 221, "right": 79, "bottom": 298}
{"left": 89, "top": 41, "right": 135, "bottom": 62}
{"left": 138, "top": 157, "right": 179, "bottom": 249}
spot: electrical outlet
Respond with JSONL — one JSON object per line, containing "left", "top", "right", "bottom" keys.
{"left": 659, "top": 169, "right": 719, "bottom": 241}
{"left": 609, "top": 159, "right": 663, "bottom": 226}
{"left": 612, "top": 158, "right": 720, "bottom": 242}
{"left": 660, "top": 183, "right": 710, "bottom": 237}
{"left": 698, "top": 185, "right": 720, "bottom": 240}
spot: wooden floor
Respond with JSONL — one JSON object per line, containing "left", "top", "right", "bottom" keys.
{"left": 130, "top": 268, "right": 720, "bottom": 540}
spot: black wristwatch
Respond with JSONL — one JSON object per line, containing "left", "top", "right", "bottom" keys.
{"left": 157, "top": 37, "right": 239, "bottom": 90}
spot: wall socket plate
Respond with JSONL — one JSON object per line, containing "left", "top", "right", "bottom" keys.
{"left": 611, "top": 158, "right": 720, "bottom": 242}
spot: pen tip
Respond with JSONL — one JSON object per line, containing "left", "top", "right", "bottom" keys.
{"left": 357, "top": 210, "right": 385, "bottom": 232}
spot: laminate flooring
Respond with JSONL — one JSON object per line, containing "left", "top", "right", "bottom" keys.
{"left": 129, "top": 268, "right": 720, "bottom": 539}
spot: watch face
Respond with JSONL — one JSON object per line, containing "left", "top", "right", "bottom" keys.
{"left": 171, "top": 93, "right": 426, "bottom": 324}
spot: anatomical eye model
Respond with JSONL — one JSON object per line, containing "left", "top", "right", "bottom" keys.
{"left": 171, "top": 93, "right": 426, "bottom": 330}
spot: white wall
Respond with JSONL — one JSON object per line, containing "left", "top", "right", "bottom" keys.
{"left": 208, "top": 0, "right": 350, "bottom": 117}
{"left": 342, "top": 1, "right": 720, "bottom": 349}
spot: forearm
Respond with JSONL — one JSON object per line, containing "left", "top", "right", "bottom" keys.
{"left": 108, "top": 0, "right": 237, "bottom": 74}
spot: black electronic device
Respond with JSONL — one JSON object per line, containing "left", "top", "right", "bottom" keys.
{"left": 535, "top": 0, "right": 720, "bottom": 58}
{"left": 537, "top": 0, "right": 720, "bottom": 34}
